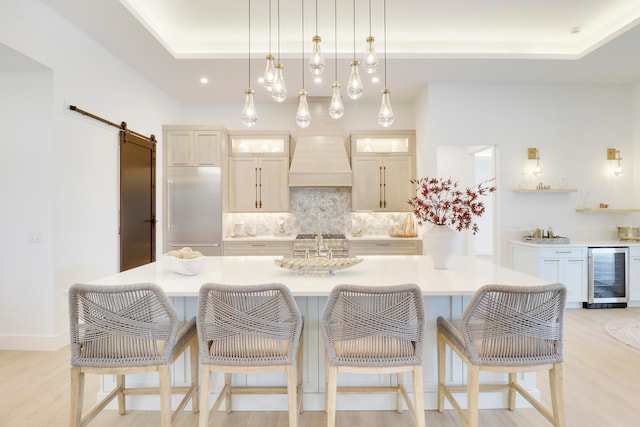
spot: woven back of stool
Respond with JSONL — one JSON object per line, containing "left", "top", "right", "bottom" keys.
{"left": 68, "top": 283, "right": 178, "bottom": 368}
{"left": 461, "top": 283, "right": 566, "bottom": 366}
{"left": 197, "top": 283, "right": 302, "bottom": 366}
{"left": 321, "top": 284, "right": 425, "bottom": 367}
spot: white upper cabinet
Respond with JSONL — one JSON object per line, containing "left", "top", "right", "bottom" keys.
{"left": 350, "top": 130, "right": 416, "bottom": 212}
{"left": 228, "top": 131, "right": 290, "bottom": 212}
{"left": 165, "top": 128, "right": 225, "bottom": 166}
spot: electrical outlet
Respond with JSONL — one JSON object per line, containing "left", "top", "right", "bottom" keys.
{"left": 28, "top": 231, "right": 41, "bottom": 243}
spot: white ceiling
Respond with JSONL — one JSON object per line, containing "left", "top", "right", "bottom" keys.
{"left": 36, "top": 0, "right": 640, "bottom": 104}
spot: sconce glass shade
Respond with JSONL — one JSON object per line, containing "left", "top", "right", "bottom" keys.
{"left": 262, "top": 54, "right": 275, "bottom": 92}
{"left": 296, "top": 90, "right": 311, "bottom": 128}
{"left": 271, "top": 63, "right": 287, "bottom": 102}
{"left": 377, "top": 88, "right": 394, "bottom": 127}
{"left": 362, "top": 36, "right": 378, "bottom": 74}
{"left": 241, "top": 88, "right": 258, "bottom": 127}
{"left": 614, "top": 159, "right": 625, "bottom": 176}
{"left": 532, "top": 159, "right": 543, "bottom": 177}
{"left": 347, "top": 60, "right": 364, "bottom": 100}
{"left": 309, "top": 35, "right": 325, "bottom": 76}
{"left": 329, "top": 82, "right": 344, "bottom": 119}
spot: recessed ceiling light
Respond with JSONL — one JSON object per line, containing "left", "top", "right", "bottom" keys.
{"left": 200, "top": 77, "right": 209, "bottom": 84}
{"left": 371, "top": 76, "right": 380, "bottom": 83}
{"left": 314, "top": 77, "right": 322, "bottom": 84}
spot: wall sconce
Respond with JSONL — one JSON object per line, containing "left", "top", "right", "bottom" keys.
{"left": 607, "top": 148, "right": 625, "bottom": 176}
{"left": 528, "top": 148, "right": 543, "bottom": 177}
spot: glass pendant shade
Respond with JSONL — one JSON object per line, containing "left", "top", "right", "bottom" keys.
{"left": 329, "top": 82, "right": 344, "bottom": 119}
{"left": 262, "top": 54, "right": 275, "bottom": 91}
{"left": 347, "top": 60, "right": 364, "bottom": 100}
{"left": 296, "top": 90, "right": 311, "bottom": 128}
{"left": 362, "top": 36, "right": 378, "bottom": 73}
{"left": 241, "top": 88, "right": 258, "bottom": 127}
{"left": 309, "top": 35, "right": 325, "bottom": 75}
{"left": 271, "top": 63, "right": 287, "bottom": 102}
{"left": 377, "top": 88, "right": 394, "bottom": 127}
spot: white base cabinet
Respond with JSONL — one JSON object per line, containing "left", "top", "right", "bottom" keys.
{"left": 510, "top": 243, "right": 587, "bottom": 303}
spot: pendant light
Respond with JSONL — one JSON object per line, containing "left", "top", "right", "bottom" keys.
{"left": 308, "top": 0, "right": 325, "bottom": 76}
{"left": 262, "top": 0, "right": 275, "bottom": 92}
{"left": 362, "top": 0, "right": 378, "bottom": 73}
{"left": 347, "top": 0, "right": 363, "bottom": 100}
{"left": 329, "top": 0, "right": 344, "bottom": 119}
{"left": 377, "top": 0, "right": 394, "bottom": 127}
{"left": 296, "top": 0, "right": 311, "bottom": 128}
{"left": 241, "top": 0, "right": 258, "bottom": 127}
{"left": 271, "top": 0, "right": 287, "bottom": 102}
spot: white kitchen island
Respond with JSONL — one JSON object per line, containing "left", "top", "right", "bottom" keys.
{"left": 89, "top": 255, "right": 549, "bottom": 412}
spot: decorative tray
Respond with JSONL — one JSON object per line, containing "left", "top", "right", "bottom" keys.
{"left": 274, "top": 257, "right": 363, "bottom": 275}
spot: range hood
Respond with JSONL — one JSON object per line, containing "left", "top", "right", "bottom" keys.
{"left": 288, "top": 98, "right": 352, "bottom": 187}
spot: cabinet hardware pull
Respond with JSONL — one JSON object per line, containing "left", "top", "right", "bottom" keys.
{"left": 379, "top": 166, "right": 383, "bottom": 208}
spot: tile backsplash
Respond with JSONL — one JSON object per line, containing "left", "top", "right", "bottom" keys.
{"left": 225, "top": 188, "right": 416, "bottom": 237}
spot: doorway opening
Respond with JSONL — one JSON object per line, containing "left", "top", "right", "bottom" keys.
{"left": 436, "top": 145, "right": 497, "bottom": 262}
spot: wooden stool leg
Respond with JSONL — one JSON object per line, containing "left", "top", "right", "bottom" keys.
{"left": 116, "top": 374, "right": 126, "bottom": 415}
{"left": 550, "top": 363, "right": 566, "bottom": 427}
{"left": 437, "top": 332, "right": 446, "bottom": 412}
{"left": 297, "top": 329, "right": 304, "bottom": 414}
{"left": 190, "top": 338, "right": 199, "bottom": 413}
{"left": 69, "top": 367, "right": 84, "bottom": 427}
{"left": 467, "top": 365, "right": 480, "bottom": 427}
{"left": 326, "top": 365, "right": 338, "bottom": 427}
{"left": 198, "top": 368, "right": 211, "bottom": 427}
{"left": 287, "top": 364, "right": 298, "bottom": 427}
{"left": 508, "top": 372, "right": 517, "bottom": 410}
{"left": 224, "top": 373, "right": 232, "bottom": 414}
{"left": 396, "top": 372, "right": 404, "bottom": 413}
{"left": 412, "top": 366, "right": 425, "bottom": 427}
{"left": 159, "top": 366, "right": 171, "bottom": 427}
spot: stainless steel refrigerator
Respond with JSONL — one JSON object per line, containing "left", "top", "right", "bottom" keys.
{"left": 165, "top": 166, "right": 222, "bottom": 255}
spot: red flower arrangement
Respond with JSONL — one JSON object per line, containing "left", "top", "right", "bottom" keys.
{"left": 408, "top": 177, "right": 497, "bottom": 235}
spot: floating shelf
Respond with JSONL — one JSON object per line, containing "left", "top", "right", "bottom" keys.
{"left": 512, "top": 189, "right": 578, "bottom": 193}
{"left": 576, "top": 208, "right": 640, "bottom": 213}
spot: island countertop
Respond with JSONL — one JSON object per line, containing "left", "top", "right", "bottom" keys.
{"left": 89, "top": 254, "right": 548, "bottom": 296}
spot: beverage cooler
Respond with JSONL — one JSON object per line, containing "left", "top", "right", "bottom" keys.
{"left": 584, "top": 247, "right": 628, "bottom": 309}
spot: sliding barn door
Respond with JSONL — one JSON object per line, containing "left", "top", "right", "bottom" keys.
{"left": 119, "top": 130, "right": 156, "bottom": 271}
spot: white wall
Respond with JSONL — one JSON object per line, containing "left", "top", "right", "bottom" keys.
{"left": 0, "top": 0, "right": 181, "bottom": 349}
{"left": 425, "top": 83, "right": 638, "bottom": 266}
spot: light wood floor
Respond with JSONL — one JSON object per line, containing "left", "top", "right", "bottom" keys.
{"left": 2, "top": 307, "right": 640, "bottom": 427}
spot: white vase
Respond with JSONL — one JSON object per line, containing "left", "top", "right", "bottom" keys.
{"left": 422, "top": 224, "right": 460, "bottom": 269}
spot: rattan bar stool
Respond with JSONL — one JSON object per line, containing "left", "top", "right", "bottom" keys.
{"left": 437, "top": 283, "right": 567, "bottom": 427}
{"left": 197, "top": 283, "right": 304, "bottom": 427}
{"left": 68, "top": 283, "right": 198, "bottom": 427}
{"left": 321, "top": 284, "right": 426, "bottom": 427}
